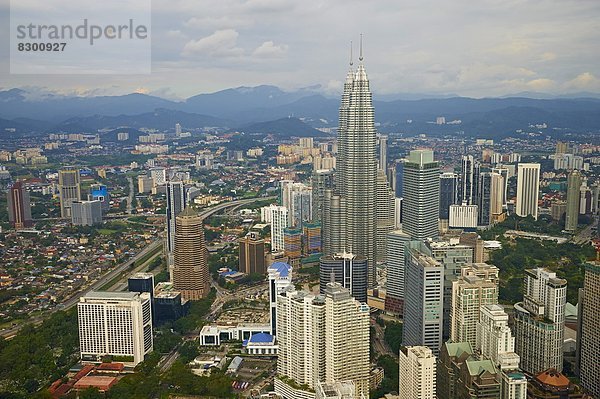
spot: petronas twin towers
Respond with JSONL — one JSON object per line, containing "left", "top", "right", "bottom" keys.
{"left": 322, "top": 41, "right": 394, "bottom": 288}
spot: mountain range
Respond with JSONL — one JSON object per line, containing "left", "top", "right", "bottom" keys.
{"left": 1, "top": 86, "right": 600, "bottom": 139}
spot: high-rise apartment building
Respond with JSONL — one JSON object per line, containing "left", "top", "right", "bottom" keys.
{"left": 450, "top": 263, "right": 499, "bottom": 348}
{"left": 577, "top": 261, "right": 600, "bottom": 397}
{"left": 78, "top": 291, "right": 153, "bottom": 366}
{"left": 385, "top": 230, "right": 411, "bottom": 315}
{"left": 323, "top": 52, "right": 378, "bottom": 288}
{"left": 565, "top": 170, "right": 582, "bottom": 232}
{"left": 59, "top": 167, "right": 81, "bottom": 218}
{"left": 403, "top": 245, "right": 443, "bottom": 355}
{"left": 398, "top": 346, "right": 436, "bottom": 399}
{"left": 281, "top": 181, "right": 312, "bottom": 227}
{"left": 515, "top": 163, "right": 540, "bottom": 220}
{"left": 7, "top": 181, "right": 32, "bottom": 229}
{"left": 440, "top": 172, "right": 459, "bottom": 220}
{"left": 172, "top": 208, "right": 209, "bottom": 301}
{"left": 71, "top": 200, "right": 103, "bottom": 226}
{"left": 275, "top": 282, "right": 370, "bottom": 399}
{"left": 514, "top": 268, "right": 566, "bottom": 374}
{"left": 263, "top": 204, "right": 289, "bottom": 252}
{"left": 239, "top": 232, "right": 266, "bottom": 275}
{"left": 319, "top": 253, "right": 368, "bottom": 303}
{"left": 402, "top": 150, "right": 440, "bottom": 240}
{"left": 476, "top": 304, "right": 528, "bottom": 399}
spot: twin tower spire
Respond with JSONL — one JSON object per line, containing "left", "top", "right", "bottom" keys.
{"left": 349, "top": 34, "right": 364, "bottom": 67}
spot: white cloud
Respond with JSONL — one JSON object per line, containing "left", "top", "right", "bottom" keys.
{"left": 181, "top": 29, "right": 244, "bottom": 58}
{"left": 252, "top": 41, "right": 288, "bottom": 58}
{"left": 564, "top": 72, "right": 600, "bottom": 91}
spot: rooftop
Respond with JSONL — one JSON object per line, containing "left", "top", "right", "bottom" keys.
{"left": 82, "top": 291, "right": 140, "bottom": 301}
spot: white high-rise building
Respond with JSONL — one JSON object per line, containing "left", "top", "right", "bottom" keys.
{"left": 476, "top": 305, "right": 527, "bottom": 399}
{"left": 402, "top": 245, "right": 444, "bottom": 355}
{"left": 149, "top": 167, "right": 166, "bottom": 186}
{"left": 515, "top": 163, "right": 540, "bottom": 220}
{"left": 275, "top": 282, "right": 370, "bottom": 399}
{"left": 450, "top": 263, "right": 499, "bottom": 349}
{"left": 78, "top": 291, "right": 153, "bottom": 366}
{"left": 262, "top": 205, "right": 289, "bottom": 252}
{"left": 514, "top": 268, "right": 567, "bottom": 374}
{"left": 399, "top": 346, "right": 436, "bottom": 399}
{"left": 268, "top": 262, "right": 293, "bottom": 336}
{"left": 280, "top": 181, "right": 312, "bottom": 227}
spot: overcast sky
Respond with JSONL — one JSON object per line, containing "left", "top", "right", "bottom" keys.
{"left": 1, "top": 0, "right": 599, "bottom": 99}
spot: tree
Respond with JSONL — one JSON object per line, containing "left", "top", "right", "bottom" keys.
{"left": 79, "top": 387, "right": 103, "bottom": 399}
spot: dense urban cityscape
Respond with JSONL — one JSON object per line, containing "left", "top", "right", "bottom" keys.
{"left": 2, "top": 2, "right": 600, "bottom": 399}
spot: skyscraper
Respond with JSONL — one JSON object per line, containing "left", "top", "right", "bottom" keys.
{"left": 439, "top": 172, "right": 459, "bottom": 220}
{"left": 375, "top": 169, "right": 396, "bottom": 262}
{"left": 172, "top": 207, "right": 209, "bottom": 301}
{"left": 311, "top": 169, "right": 334, "bottom": 223}
{"left": 59, "top": 167, "right": 81, "bottom": 218}
{"left": 268, "top": 262, "right": 292, "bottom": 336}
{"left": 239, "top": 232, "right": 266, "bottom": 275}
{"left": 476, "top": 304, "right": 528, "bottom": 399}
{"left": 166, "top": 179, "right": 185, "bottom": 254}
{"left": 280, "top": 181, "right": 312, "bottom": 226}
{"left": 403, "top": 245, "right": 444, "bottom": 355}
{"left": 275, "top": 282, "right": 370, "bottom": 398}
{"left": 78, "top": 291, "right": 153, "bottom": 366}
{"left": 324, "top": 45, "right": 378, "bottom": 287}
{"left": 319, "top": 253, "right": 368, "bottom": 303}
{"left": 263, "top": 204, "right": 289, "bottom": 252}
{"left": 489, "top": 172, "right": 505, "bottom": 222}
{"left": 385, "top": 230, "right": 411, "bottom": 315}
{"left": 71, "top": 200, "right": 103, "bottom": 226}
{"left": 514, "top": 268, "right": 566, "bottom": 374}
{"left": 426, "top": 239, "right": 474, "bottom": 340}
{"left": 515, "top": 163, "right": 540, "bottom": 220}
{"left": 460, "top": 155, "right": 476, "bottom": 205}
{"left": 565, "top": 170, "right": 582, "bottom": 232}
{"left": 402, "top": 150, "right": 440, "bottom": 240}
{"left": 450, "top": 263, "right": 499, "bottom": 349}
{"left": 378, "top": 134, "right": 388, "bottom": 171}
{"left": 477, "top": 172, "right": 492, "bottom": 226}
{"left": 7, "top": 181, "right": 32, "bottom": 229}
{"left": 398, "top": 346, "right": 436, "bottom": 399}
{"left": 577, "top": 261, "right": 600, "bottom": 397}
